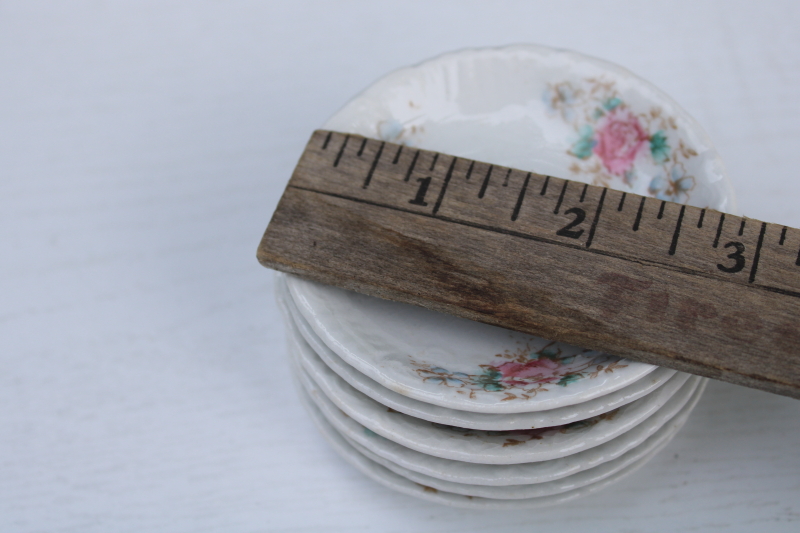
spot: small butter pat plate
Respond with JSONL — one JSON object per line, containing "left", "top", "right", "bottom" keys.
{"left": 345, "top": 400, "right": 684, "bottom": 500}
{"left": 287, "top": 274, "right": 658, "bottom": 414}
{"left": 293, "top": 353, "right": 706, "bottom": 486}
{"left": 285, "top": 43, "right": 736, "bottom": 416}
{"left": 324, "top": 44, "right": 735, "bottom": 210}
{"left": 290, "top": 332, "right": 698, "bottom": 465}
{"left": 278, "top": 274, "right": 678, "bottom": 430}
{"left": 294, "top": 368, "right": 708, "bottom": 509}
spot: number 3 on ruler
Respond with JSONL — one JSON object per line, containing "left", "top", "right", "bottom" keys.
{"left": 717, "top": 241, "right": 746, "bottom": 274}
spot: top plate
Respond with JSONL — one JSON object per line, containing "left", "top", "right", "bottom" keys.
{"left": 286, "top": 44, "right": 735, "bottom": 413}
{"left": 323, "top": 44, "right": 735, "bottom": 211}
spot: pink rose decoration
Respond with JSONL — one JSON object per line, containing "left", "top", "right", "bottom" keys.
{"left": 497, "top": 358, "right": 562, "bottom": 386}
{"left": 593, "top": 108, "right": 648, "bottom": 176}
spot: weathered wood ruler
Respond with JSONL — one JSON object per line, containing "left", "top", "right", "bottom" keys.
{"left": 258, "top": 130, "right": 800, "bottom": 399}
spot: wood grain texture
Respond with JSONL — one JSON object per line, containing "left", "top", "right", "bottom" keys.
{"left": 259, "top": 131, "right": 800, "bottom": 400}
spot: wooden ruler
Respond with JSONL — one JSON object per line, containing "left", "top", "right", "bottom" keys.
{"left": 258, "top": 130, "right": 800, "bottom": 400}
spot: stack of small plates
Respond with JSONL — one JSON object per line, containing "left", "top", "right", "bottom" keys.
{"left": 278, "top": 274, "right": 706, "bottom": 509}
{"left": 273, "top": 44, "right": 734, "bottom": 508}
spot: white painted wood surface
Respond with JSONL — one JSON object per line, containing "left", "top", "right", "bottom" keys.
{"left": 1, "top": 1, "right": 799, "bottom": 531}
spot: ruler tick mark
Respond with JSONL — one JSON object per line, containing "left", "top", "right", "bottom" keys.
{"left": 362, "top": 141, "right": 385, "bottom": 189}
{"left": 464, "top": 160, "right": 475, "bottom": 181}
{"left": 554, "top": 181, "right": 569, "bottom": 214}
{"left": 322, "top": 131, "right": 332, "bottom": 149}
{"left": 511, "top": 173, "right": 531, "bottom": 222}
{"left": 657, "top": 201, "right": 666, "bottom": 219}
{"left": 669, "top": 205, "right": 686, "bottom": 255}
{"left": 503, "top": 168, "right": 512, "bottom": 187}
{"left": 749, "top": 222, "right": 767, "bottom": 283}
{"left": 617, "top": 192, "right": 626, "bottom": 211}
{"left": 392, "top": 145, "right": 403, "bottom": 164}
{"left": 478, "top": 165, "right": 493, "bottom": 199}
{"left": 579, "top": 184, "right": 588, "bottom": 202}
{"left": 432, "top": 158, "right": 457, "bottom": 215}
{"left": 333, "top": 135, "right": 350, "bottom": 167}
{"left": 540, "top": 176, "right": 550, "bottom": 196}
{"left": 780, "top": 226, "right": 787, "bottom": 245}
{"left": 713, "top": 213, "right": 725, "bottom": 248}
{"left": 739, "top": 219, "right": 746, "bottom": 236}
{"left": 633, "top": 197, "right": 646, "bottom": 231}
{"left": 585, "top": 188, "right": 607, "bottom": 248}
{"left": 404, "top": 150, "right": 420, "bottom": 181}
{"left": 429, "top": 153, "right": 439, "bottom": 171}
{"left": 357, "top": 138, "right": 367, "bottom": 157}
{"left": 698, "top": 209, "right": 706, "bottom": 228}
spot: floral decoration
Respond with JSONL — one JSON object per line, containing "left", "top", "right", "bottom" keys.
{"left": 409, "top": 342, "right": 627, "bottom": 402}
{"left": 543, "top": 77, "right": 699, "bottom": 202}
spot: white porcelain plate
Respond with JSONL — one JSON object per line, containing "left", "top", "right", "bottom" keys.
{"left": 344, "top": 401, "right": 684, "bottom": 500}
{"left": 295, "top": 371, "right": 707, "bottom": 509}
{"left": 324, "top": 44, "right": 735, "bottom": 210}
{"left": 291, "top": 335, "right": 698, "bottom": 465}
{"left": 288, "top": 275, "right": 660, "bottom": 414}
{"left": 285, "top": 43, "right": 735, "bottom": 415}
{"left": 297, "top": 355, "right": 706, "bottom": 486}
{"left": 278, "top": 273, "right": 679, "bottom": 430}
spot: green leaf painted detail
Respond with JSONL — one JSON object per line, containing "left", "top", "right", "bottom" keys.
{"left": 603, "top": 97, "right": 622, "bottom": 111}
{"left": 650, "top": 130, "right": 670, "bottom": 164}
{"left": 570, "top": 125, "right": 595, "bottom": 160}
{"left": 557, "top": 374, "right": 582, "bottom": 387}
